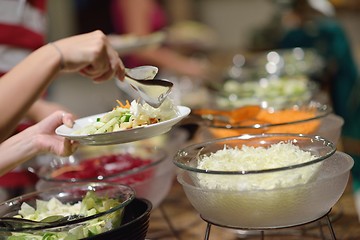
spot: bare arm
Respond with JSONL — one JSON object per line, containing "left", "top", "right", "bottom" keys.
{"left": 0, "top": 30, "right": 124, "bottom": 141}
{"left": 0, "top": 43, "right": 59, "bottom": 140}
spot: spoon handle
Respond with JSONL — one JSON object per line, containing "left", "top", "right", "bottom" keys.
{"left": 0, "top": 217, "right": 50, "bottom": 229}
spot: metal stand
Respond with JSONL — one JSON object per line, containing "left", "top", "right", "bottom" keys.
{"left": 201, "top": 209, "right": 337, "bottom": 240}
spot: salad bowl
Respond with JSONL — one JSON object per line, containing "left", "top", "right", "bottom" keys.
{"left": 0, "top": 182, "right": 135, "bottom": 239}
{"left": 195, "top": 101, "right": 344, "bottom": 144}
{"left": 35, "top": 144, "right": 175, "bottom": 208}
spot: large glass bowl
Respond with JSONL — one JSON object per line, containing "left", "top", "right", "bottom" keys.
{"left": 173, "top": 134, "right": 353, "bottom": 229}
{"left": 35, "top": 144, "right": 173, "bottom": 208}
{"left": 0, "top": 182, "right": 135, "bottom": 239}
{"left": 198, "top": 101, "right": 339, "bottom": 142}
{"left": 214, "top": 76, "right": 318, "bottom": 110}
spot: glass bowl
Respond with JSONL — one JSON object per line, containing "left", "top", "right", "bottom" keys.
{"left": 215, "top": 76, "right": 319, "bottom": 110}
{"left": 174, "top": 134, "right": 353, "bottom": 228}
{"left": 198, "top": 101, "right": 334, "bottom": 140}
{"left": 35, "top": 144, "right": 173, "bottom": 208}
{"left": 0, "top": 182, "right": 135, "bottom": 239}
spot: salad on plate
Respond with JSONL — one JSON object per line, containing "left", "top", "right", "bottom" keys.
{"left": 73, "top": 99, "right": 179, "bottom": 135}
{"left": 55, "top": 98, "right": 190, "bottom": 145}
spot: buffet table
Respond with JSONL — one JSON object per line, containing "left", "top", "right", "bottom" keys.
{"left": 147, "top": 178, "right": 360, "bottom": 239}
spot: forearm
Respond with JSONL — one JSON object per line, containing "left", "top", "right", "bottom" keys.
{"left": 0, "top": 44, "right": 60, "bottom": 141}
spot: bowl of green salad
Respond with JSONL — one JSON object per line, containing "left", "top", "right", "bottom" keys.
{"left": 0, "top": 182, "right": 136, "bottom": 239}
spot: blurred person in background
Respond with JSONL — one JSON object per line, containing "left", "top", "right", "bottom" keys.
{"left": 0, "top": 30, "right": 125, "bottom": 191}
{"left": 74, "top": 0, "right": 211, "bottom": 81}
{"left": 277, "top": 0, "right": 358, "bottom": 119}
{"left": 0, "top": 0, "right": 72, "bottom": 199}
{"left": 0, "top": 0, "right": 70, "bottom": 126}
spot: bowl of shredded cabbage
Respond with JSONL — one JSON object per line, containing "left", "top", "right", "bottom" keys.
{"left": 0, "top": 182, "right": 135, "bottom": 239}
{"left": 174, "top": 133, "right": 353, "bottom": 228}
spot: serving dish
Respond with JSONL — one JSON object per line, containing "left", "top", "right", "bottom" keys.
{"left": 174, "top": 134, "right": 353, "bottom": 228}
{"left": 56, "top": 105, "right": 191, "bottom": 145}
{"left": 108, "top": 31, "right": 166, "bottom": 55}
{"left": 212, "top": 47, "right": 323, "bottom": 110}
{"left": 214, "top": 76, "right": 318, "bottom": 109}
{"left": 223, "top": 48, "right": 324, "bottom": 81}
{"left": 195, "top": 101, "right": 333, "bottom": 140}
{"left": 0, "top": 182, "right": 135, "bottom": 239}
{"left": 36, "top": 144, "right": 174, "bottom": 208}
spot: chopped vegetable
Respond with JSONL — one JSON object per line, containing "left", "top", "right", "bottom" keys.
{"left": 196, "top": 142, "right": 319, "bottom": 191}
{"left": 7, "top": 191, "right": 124, "bottom": 240}
{"left": 73, "top": 99, "right": 178, "bottom": 135}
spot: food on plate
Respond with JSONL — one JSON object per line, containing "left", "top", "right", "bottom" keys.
{"left": 73, "top": 99, "right": 179, "bottom": 135}
{"left": 51, "top": 153, "right": 154, "bottom": 185}
{"left": 196, "top": 142, "right": 318, "bottom": 191}
{"left": 7, "top": 191, "right": 124, "bottom": 240}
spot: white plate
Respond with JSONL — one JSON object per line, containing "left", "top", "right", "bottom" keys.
{"left": 108, "top": 32, "right": 166, "bottom": 55}
{"left": 56, "top": 106, "right": 191, "bottom": 146}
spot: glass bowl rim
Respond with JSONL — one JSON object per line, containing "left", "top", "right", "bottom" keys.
{"left": 205, "top": 101, "right": 331, "bottom": 129}
{"left": 173, "top": 133, "right": 336, "bottom": 175}
{"left": 35, "top": 146, "right": 168, "bottom": 183}
{"left": 0, "top": 182, "right": 135, "bottom": 231}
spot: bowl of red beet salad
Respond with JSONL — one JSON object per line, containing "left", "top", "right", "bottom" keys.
{"left": 35, "top": 144, "right": 174, "bottom": 208}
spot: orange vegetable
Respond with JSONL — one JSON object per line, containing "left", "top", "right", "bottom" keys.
{"left": 207, "top": 107, "right": 321, "bottom": 138}
{"left": 116, "top": 100, "right": 131, "bottom": 109}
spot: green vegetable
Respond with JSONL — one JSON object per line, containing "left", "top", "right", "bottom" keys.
{"left": 7, "top": 191, "right": 124, "bottom": 240}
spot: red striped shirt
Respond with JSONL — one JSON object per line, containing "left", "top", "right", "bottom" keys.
{"left": 0, "top": 0, "right": 47, "bottom": 188}
{"left": 0, "top": 0, "right": 47, "bottom": 75}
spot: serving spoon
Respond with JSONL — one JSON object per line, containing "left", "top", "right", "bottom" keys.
{"left": 123, "top": 66, "right": 173, "bottom": 108}
{"left": 125, "top": 65, "right": 158, "bottom": 80}
{"left": 0, "top": 214, "right": 83, "bottom": 229}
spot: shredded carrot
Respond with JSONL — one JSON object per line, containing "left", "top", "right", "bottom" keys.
{"left": 209, "top": 107, "right": 321, "bottom": 138}
{"left": 116, "top": 100, "right": 131, "bottom": 109}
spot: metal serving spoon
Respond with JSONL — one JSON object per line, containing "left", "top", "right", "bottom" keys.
{"left": 125, "top": 65, "right": 159, "bottom": 80}
{"left": 0, "top": 214, "right": 83, "bottom": 229}
{"left": 123, "top": 66, "right": 173, "bottom": 108}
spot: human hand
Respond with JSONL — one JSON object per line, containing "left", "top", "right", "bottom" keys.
{"left": 51, "top": 30, "right": 125, "bottom": 82}
{"left": 27, "top": 111, "right": 78, "bottom": 157}
{"left": 0, "top": 111, "right": 78, "bottom": 175}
